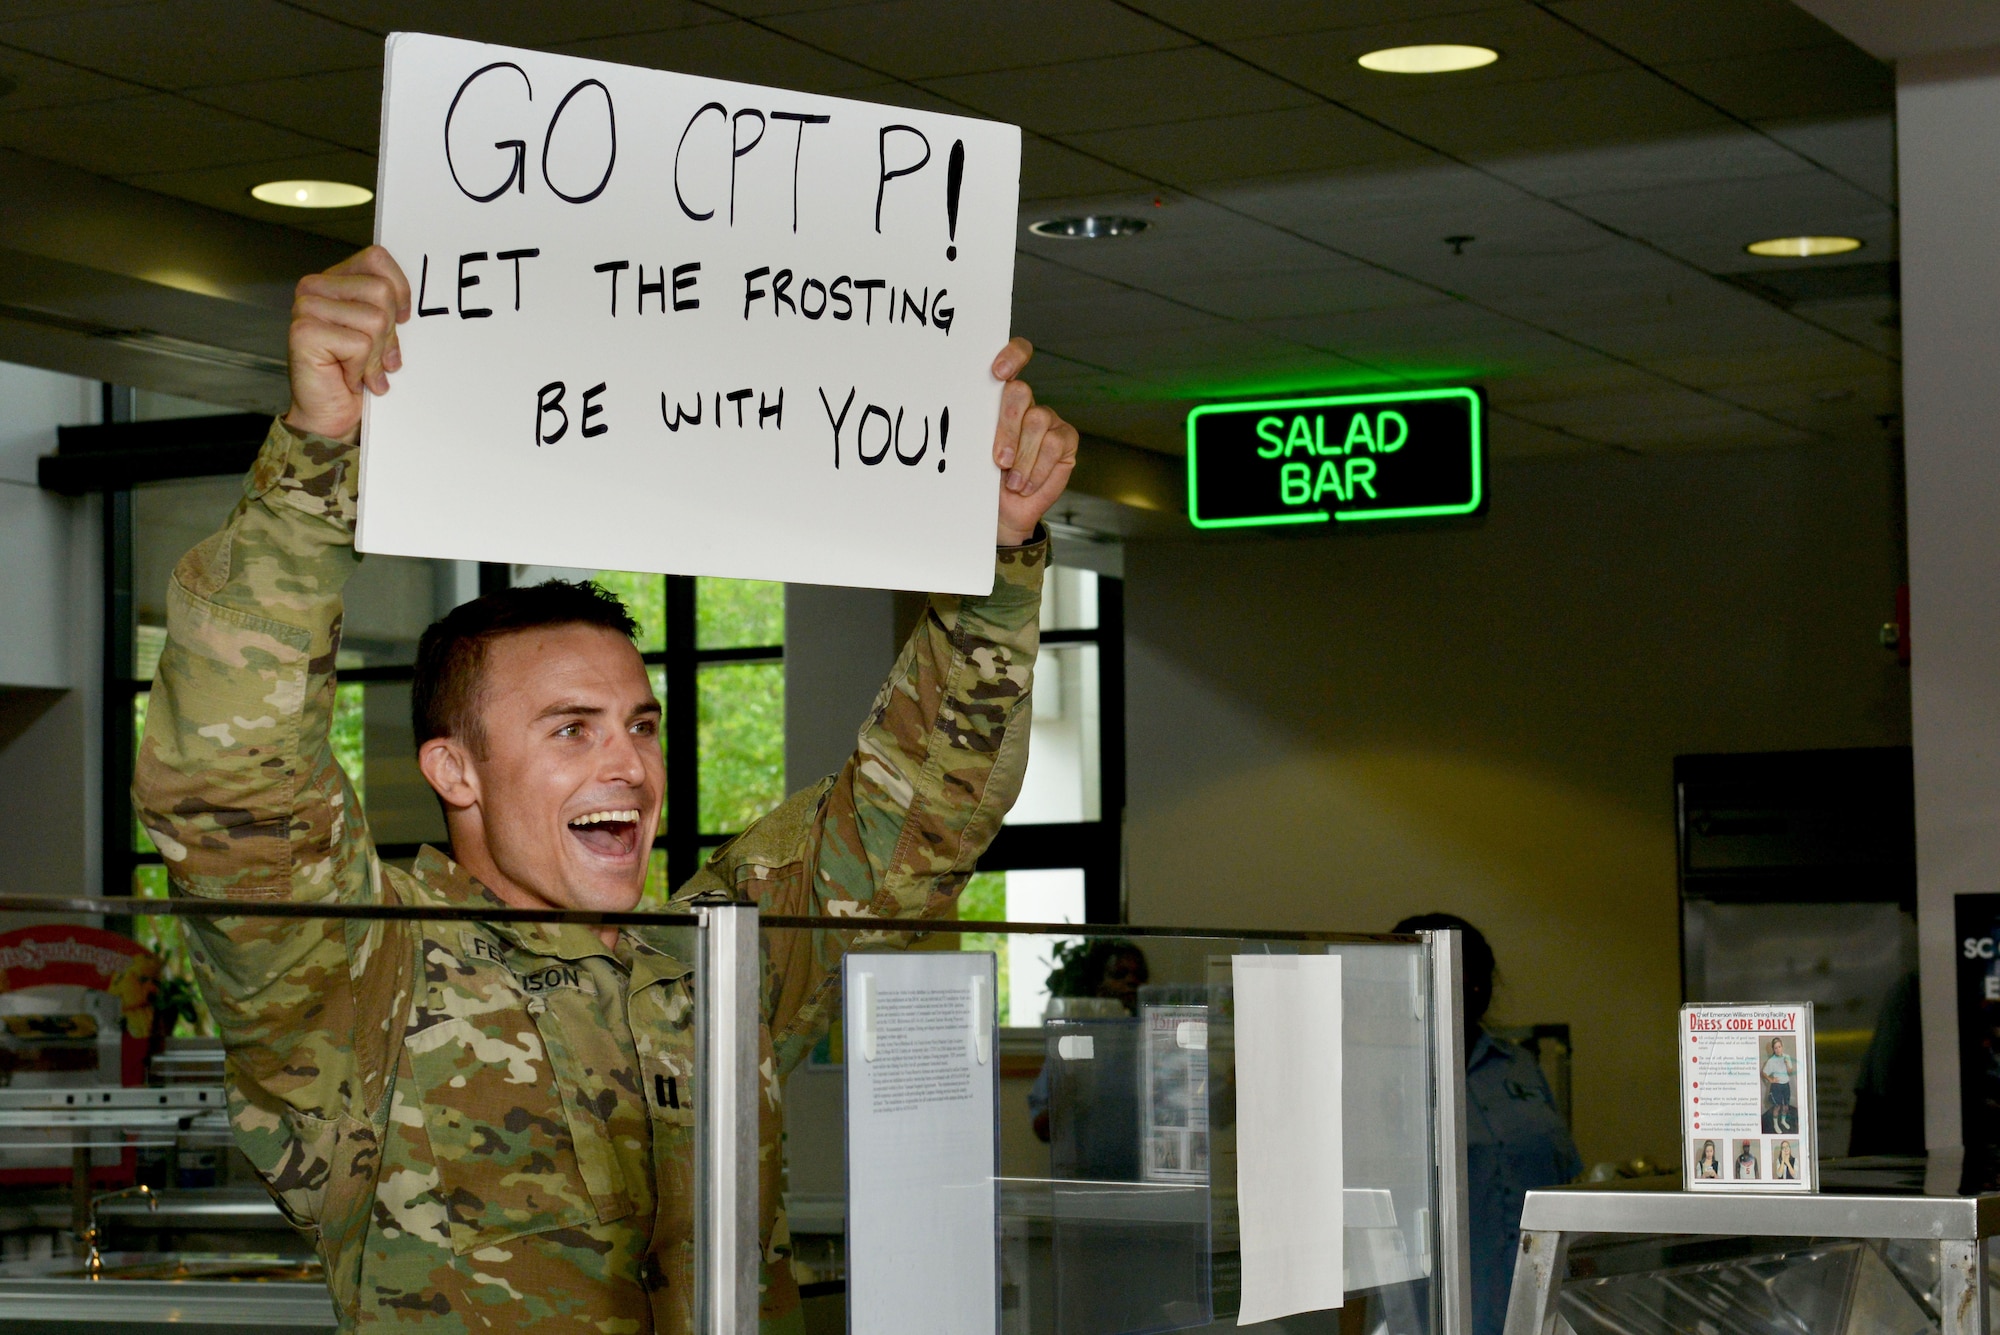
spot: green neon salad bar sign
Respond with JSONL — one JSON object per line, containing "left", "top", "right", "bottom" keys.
{"left": 1186, "top": 387, "right": 1486, "bottom": 529}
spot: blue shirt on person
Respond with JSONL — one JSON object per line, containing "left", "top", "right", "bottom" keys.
{"left": 1466, "top": 1030, "right": 1583, "bottom": 1335}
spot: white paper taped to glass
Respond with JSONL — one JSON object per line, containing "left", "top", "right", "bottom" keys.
{"left": 1232, "top": 953, "right": 1345, "bottom": 1325}
{"left": 844, "top": 951, "right": 999, "bottom": 1334}
{"left": 362, "top": 32, "right": 1022, "bottom": 593}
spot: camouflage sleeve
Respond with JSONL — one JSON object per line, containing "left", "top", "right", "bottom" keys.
{"left": 724, "top": 536, "right": 1047, "bottom": 1072}
{"left": 131, "top": 417, "right": 393, "bottom": 1142}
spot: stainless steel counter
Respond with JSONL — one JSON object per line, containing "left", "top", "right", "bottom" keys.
{"left": 1506, "top": 1163, "right": 1997, "bottom": 1335}
{"left": 1520, "top": 1183, "right": 2000, "bottom": 1241}
{"left": 0, "top": 1252, "right": 334, "bottom": 1333}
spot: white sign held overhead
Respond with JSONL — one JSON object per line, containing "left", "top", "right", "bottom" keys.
{"left": 361, "top": 32, "right": 1022, "bottom": 593}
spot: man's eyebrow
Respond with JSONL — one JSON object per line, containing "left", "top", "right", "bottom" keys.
{"left": 629, "top": 700, "right": 663, "bottom": 718}
{"left": 533, "top": 701, "right": 604, "bottom": 722}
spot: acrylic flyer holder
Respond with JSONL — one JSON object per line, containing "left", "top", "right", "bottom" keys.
{"left": 0, "top": 898, "right": 1471, "bottom": 1335}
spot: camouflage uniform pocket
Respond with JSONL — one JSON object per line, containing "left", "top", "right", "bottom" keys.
{"left": 406, "top": 1008, "right": 602, "bottom": 1253}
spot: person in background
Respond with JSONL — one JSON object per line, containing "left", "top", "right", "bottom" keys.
{"left": 1850, "top": 971, "right": 1923, "bottom": 1154}
{"left": 1735, "top": 1143, "right": 1759, "bottom": 1179}
{"left": 1394, "top": 913, "right": 1582, "bottom": 1335}
{"left": 1028, "top": 939, "right": 1149, "bottom": 1143}
{"left": 1773, "top": 1140, "right": 1799, "bottom": 1180}
{"left": 1695, "top": 1140, "right": 1721, "bottom": 1179}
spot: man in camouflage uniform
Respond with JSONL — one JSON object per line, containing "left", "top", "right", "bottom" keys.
{"left": 132, "top": 246, "right": 1080, "bottom": 1333}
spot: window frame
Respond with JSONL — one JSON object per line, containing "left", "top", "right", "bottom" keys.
{"left": 977, "top": 573, "right": 1126, "bottom": 924}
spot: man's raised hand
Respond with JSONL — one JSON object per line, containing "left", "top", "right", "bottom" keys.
{"left": 991, "top": 337, "right": 1080, "bottom": 547}
{"left": 284, "top": 246, "right": 411, "bottom": 444}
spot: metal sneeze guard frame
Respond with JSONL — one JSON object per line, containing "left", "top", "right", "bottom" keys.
{"left": 0, "top": 894, "right": 1474, "bottom": 1335}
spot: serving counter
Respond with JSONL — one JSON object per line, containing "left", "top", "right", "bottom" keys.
{"left": 1504, "top": 1159, "right": 1991, "bottom": 1335}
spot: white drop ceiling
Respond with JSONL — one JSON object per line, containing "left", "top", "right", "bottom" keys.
{"left": 0, "top": 0, "right": 1898, "bottom": 470}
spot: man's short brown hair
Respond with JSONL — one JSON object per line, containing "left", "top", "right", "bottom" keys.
{"left": 411, "top": 579, "right": 638, "bottom": 756}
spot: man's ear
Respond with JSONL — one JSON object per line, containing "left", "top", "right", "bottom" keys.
{"left": 417, "top": 736, "right": 480, "bottom": 811}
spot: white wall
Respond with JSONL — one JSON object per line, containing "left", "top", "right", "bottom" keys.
{"left": 0, "top": 363, "right": 96, "bottom": 688}
{"left": 1897, "top": 46, "right": 2000, "bottom": 1153}
{"left": 0, "top": 361, "right": 102, "bottom": 897}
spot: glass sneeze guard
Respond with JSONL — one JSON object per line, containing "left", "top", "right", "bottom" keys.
{"left": 0, "top": 896, "right": 1471, "bottom": 1335}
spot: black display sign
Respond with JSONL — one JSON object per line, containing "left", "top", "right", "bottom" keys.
{"left": 1186, "top": 387, "right": 1485, "bottom": 530}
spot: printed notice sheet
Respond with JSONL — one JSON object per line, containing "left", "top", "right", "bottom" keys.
{"left": 1143, "top": 1004, "right": 1210, "bottom": 1184}
{"left": 1681, "top": 1002, "right": 1815, "bottom": 1193}
{"left": 1233, "top": 954, "right": 1344, "bottom": 1325}
{"left": 844, "top": 952, "right": 998, "bottom": 1335}
{"left": 363, "top": 32, "right": 1021, "bottom": 593}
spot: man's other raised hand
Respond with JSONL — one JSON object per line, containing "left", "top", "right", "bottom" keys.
{"left": 990, "top": 337, "right": 1080, "bottom": 547}
{"left": 285, "top": 246, "right": 411, "bottom": 444}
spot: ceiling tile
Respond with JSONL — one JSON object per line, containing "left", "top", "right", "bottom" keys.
{"left": 1658, "top": 44, "right": 1891, "bottom": 123}
{"left": 1484, "top": 361, "right": 1664, "bottom": 406}
{"left": 0, "top": 0, "right": 381, "bottom": 89}
{"left": 0, "top": 92, "right": 323, "bottom": 175}
{"left": 1145, "top": 263, "right": 1444, "bottom": 321}
{"left": 1257, "top": 302, "right": 1598, "bottom": 378}
{"left": 1756, "top": 114, "right": 1893, "bottom": 203}
{"left": 286, "top": 0, "right": 724, "bottom": 45}
{"left": 921, "top": 46, "right": 1312, "bottom": 137}
{"left": 1481, "top": 127, "right": 1815, "bottom": 199}
{"left": 1563, "top": 298, "right": 1836, "bottom": 361}
{"left": 1641, "top": 342, "right": 1891, "bottom": 389}
{"left": 1593, "top": 405, "right": 1813, "bottom": 452}
{"left": 123, "top": 146, "right": 377, "bottom": 226}
{"left": 193, "top": 66, "right": 382, "bottom": 154}
{"left": 1013, "top": 249, "right": 1138, "bottom": 300}
{"left": 1077, "top": 324, "right": 1349, "bottom": 385}
{"left": 1546, "top": 0, "right": 1854, "bottom": 66}
{"left": 1021, "top": 195, "right": 1335, "bottom": 282}
{"left": 1788, "top": 299, "right": 1898, "bottom": 359}
{"left": 839, "top": 79, "right": 975, "bottom": 117}
{"left": 0, "top": 0, "right": 165, "bottom": 20}
{"left": 1347, "top": 68, "right": 1730, "bottom": 158}
{"left": 1013, "top": 285, "right": 1218, "bottom": 340}
{"left": 1229, "top": 6, "right": 1631, "bottom": 101}
{"left": 554, "top": 19, "right": 882, "bottom": 93}
{"left": 0, "top": 43, "right": 146, "bottom": 109}
{"left": 1506, "top": 383, "right": 1736, "bottom": 431}
{"left": 699, "top": 0, "right": 888, "bottom": 15}
{"left": 1062, "top": 398, "right": 1198, "bottom": 454}
{"left": 1220, "top": 160, "right": 1526, "bottom": 233}
{"left": 763, "top": 0, "right": 1188, "bottom": 80}
{"left": 1484, "top": 265, "right": 1746, "bottom": 335}
{"left": 1563, "top": 172, "right": 1896, "bottom": 269}
{"left": 1067, "top": 102, "right": 1432, "bottom": 187}
{"left": 1124, "top": 0, "right": 1518, "bottom": 45}
{"left": 1018, "top": 136, "right": 1152, "bottom": 201}
{"left": 1712, "top": 367, "right": 1896, "bottom": 416}
{"left": 1487, "top": 410, "right": 1610, "bottom": 459}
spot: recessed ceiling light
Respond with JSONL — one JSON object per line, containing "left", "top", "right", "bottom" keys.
{"left": 1357, "top": 44, "right": 1499, "bottom": 74}
{"left": 1744, "top": 235, "right": 1862, "bottom": 258}
{"left": 250, "top": 179, "right": 373, "bottom": 209}
{"left": 1028, "top": 215, "right": 1149, "bottom": 240}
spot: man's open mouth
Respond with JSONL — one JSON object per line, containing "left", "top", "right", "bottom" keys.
{"left": 567, "top": 809, "right": 642, "bottom": 859}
